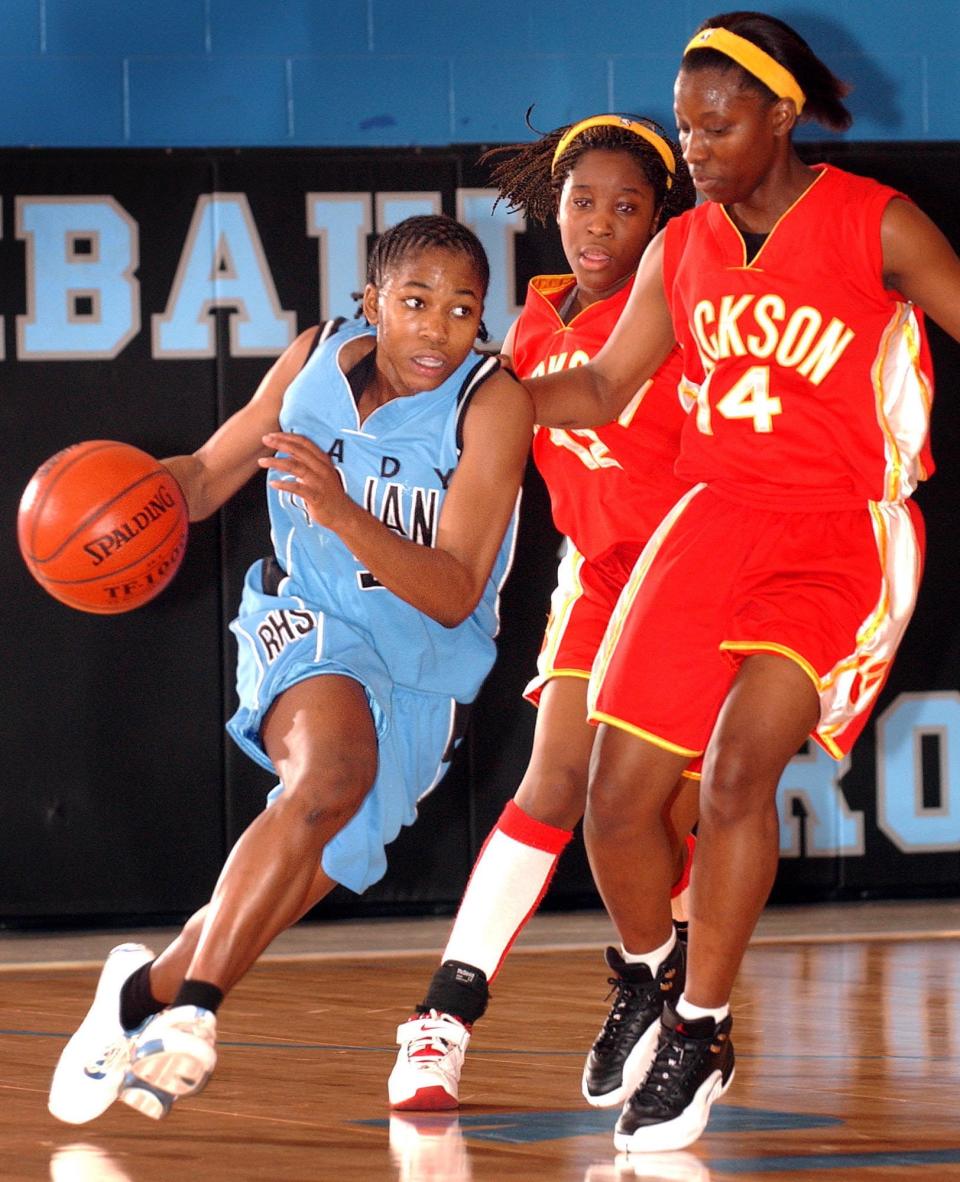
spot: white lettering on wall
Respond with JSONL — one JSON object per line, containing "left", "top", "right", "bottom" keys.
{"left": 876, "top": 692, "right": 960, "bottom": 853}
{"left": 776, "top": 743, "right": 863, "bottom": 857}
{"left": 306, "top": 192, "right": 372, "bottom": 325}
{"left": 151, "top": 193, "right": 295, "bottom": 358}
{"left": 17, "top": 196, "right": 139, "bottom": 360}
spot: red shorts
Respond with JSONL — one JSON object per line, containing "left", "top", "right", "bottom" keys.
{"left": 589, "top": 484, "right": 925, "bottom": 760}
{"left": 525, "top": 470, "right": 696, "bottom": 706}
{"left": 524, "top": 541, "right": 641, "bottom": 705}
{"left": 525, "top": 541, "right": 704, "bottom": 779}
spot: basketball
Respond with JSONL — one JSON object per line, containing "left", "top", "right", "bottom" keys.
{"left": 17, "top": 439, "right": 189, "bottom": 614}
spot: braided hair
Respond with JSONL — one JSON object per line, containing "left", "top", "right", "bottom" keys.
{"left": 366, "top": 214, "right": 490, "bottom": 296}
{"left": 359, "top": 214, "right": 491, "bottom": 341}
{"left": 481, "top": 113, "right": 696, "bottom": 228}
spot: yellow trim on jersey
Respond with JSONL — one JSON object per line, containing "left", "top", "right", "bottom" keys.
{"left": 856, "top": 501, "right": 891, "bottom": 647}
{"left": 872, "top": 309, "right": 906, "bottom": 502}
{"left": 552, "top": 115, "right": 676, "bottom": 186}
{"left": 534, "top": 545, "right": 587, "bottom": 677}
{"left": 523, "top": 666, "right": 591, "bottom": 707}
{"left": 589, "top": 485, "right": 704, "bottom": 702}
{"left": 720, "top": 638, "right": 845, "bottom": 757}
{"left": 542, "top": 668, "right": 591, "bottom": 683}
{"left": 528, "top": 273, "right": 609, "bottom": 334}
{"left": 678, "top": 374, "right": 699, "bottom": 413}
{"left": 530, "top": 273, "right": 578, "bottom": 301}
{"left": 718, "top": 166, "right": 827, "bottom": 268}
{"left": 681, "top": 766, "right": 702, "bottom": 781}
{"left": 810, "top": 729, "right": 845, "bottom": 760}
{"left": 684, "top": 27, "right": 806, "bottom": 113}
{"left": 588, "top": 710, "right": 703, "bottom": 757}
{"left": 871, "top": 303, "right": 934, "bottom": 502}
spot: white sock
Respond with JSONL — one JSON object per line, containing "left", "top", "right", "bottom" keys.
{"left": 620, "top": 929, "right": 677, "bottom": 975}
{"left": 442, "top": 800, "right": 572, "bottom": 981}
{"left": 676, "top": 992, "right": 730, "bottom": 1024}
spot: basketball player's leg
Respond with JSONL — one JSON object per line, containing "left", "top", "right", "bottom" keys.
{"left": 441, "top": 675, "right": 594, "bottom": 974}
{"left": 665, "top": 772, "right": 699, "bottom": 883}
{"left": 663, "top": 771, "right": 699, "bottom": 938}
{"left": 125, "top": 674, "right": 377, "bottom": 1101}
{"left": 49, "top": 874, "right": 336, "bottom": 1125}
{"left": 390, "top": 668, "right": 703, "bottom": 1110}
{"left": 439, "top": 682, "right": 696, "bottom": 980}
{"left": 179, "top": 673, "right": 375, "bottom": 991}
{"left": 587, "top": 728, "right": 689, "bottom": 951}
{"left": 124, "top": 859, "right": 336, "bottom": 1025}
{"left": 388, "top": 675, "right": 592, "bottom": 1110}
{"left": 615, "top": 654, "right": 819, "bottom": 1152}
{"left": 685, "top": 653, "right": 819, "bottom": 1006}
{"left": 110, "top": 864, "right": 339, "bottom": 1121}
{"left": 49, "top": 674, "right": 374, "bottom": 1125}
{"left": 572, "top": 728, "right": 693, "bottom": 1106}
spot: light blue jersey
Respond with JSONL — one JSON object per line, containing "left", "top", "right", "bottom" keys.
{"left": 265, "top": 316, "right": 515, "bottom": 700}
{"left": 226, "top": 318, "right": 520, "bottom": 892}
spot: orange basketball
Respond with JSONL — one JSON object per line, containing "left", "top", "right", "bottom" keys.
{"left": 17, "top": 439, "right": 189, "bottom": 614}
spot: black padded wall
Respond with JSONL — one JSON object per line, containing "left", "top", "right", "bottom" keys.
{"left": 1, "top": 144, "right": 957, "bottom": 926}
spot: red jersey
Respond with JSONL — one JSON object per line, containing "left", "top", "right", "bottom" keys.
{"left": 663, "top": 165, "right": 935, "bottom": 506}
{"left": 512, "top": 273, "right": 691, "bottom": 560}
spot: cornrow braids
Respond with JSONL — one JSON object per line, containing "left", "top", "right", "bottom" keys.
{"left": 366, "top": 214, "right": 490, "bottom": 298}
{"left": 481, "top": 115, "right": 696, "bottom": 229}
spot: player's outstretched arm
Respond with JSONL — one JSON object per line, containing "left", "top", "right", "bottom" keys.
{"left": 881, "top": 197, "right": 960, "bottom": 346}
{"left": 261, "top": 368, "right": 534, "bottom": 627}
{"left": 162, "top": 327, "right": 318, "bottom": 522}
{"left": 522, "top": 231, "right": 676, "bottom": 428}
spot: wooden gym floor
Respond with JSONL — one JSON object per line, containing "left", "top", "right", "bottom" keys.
{"left": 2, "top": 899, "right": 959, "bottom": 1182}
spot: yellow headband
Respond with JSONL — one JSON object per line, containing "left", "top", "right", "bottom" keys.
{"left": 551, "top": 114, "right": 676, "bottom": 188}
{"left": 683, "top": 27, "right": 806, "bottom": 113}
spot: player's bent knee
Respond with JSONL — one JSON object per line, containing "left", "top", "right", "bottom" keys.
{"left": 587, "top": 773, "right": 659, "bottom": 834}
{"left": 517, "top": 769, "right": 587, "bottom": 828}
{"left": 701, "top": 751, "right": 779, "bottom": 825}
{"left": 274, "top": 767, "right": 373, "bottom": 835}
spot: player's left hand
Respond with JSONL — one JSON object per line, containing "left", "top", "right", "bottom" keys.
{"left": 260, "top": 431, "right": 352, "bottom": 529}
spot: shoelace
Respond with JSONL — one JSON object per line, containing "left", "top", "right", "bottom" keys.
{"left": 408, "top": 1032, "right": 454, "bottom": 1062}
{"left": 644, "top": 1031, "right": 713, "bottom": 1107}
{"left": 594, "top": 976, "right": 655, "bottom": 1053}
{"left": 407, "top": 1012, "right": 458, "bottom": 1063}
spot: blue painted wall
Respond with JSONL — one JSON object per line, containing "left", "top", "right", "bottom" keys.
{"left": 0, "top": 0, "right": 956, "bottom": 148}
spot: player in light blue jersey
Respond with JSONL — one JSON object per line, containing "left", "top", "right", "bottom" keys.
{"left": 48, "top": 215, "right": 534, "bottom": 1126}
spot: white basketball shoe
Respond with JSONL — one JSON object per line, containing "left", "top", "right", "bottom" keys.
{"left": 127, "top": 1004, "right": 218, "bottom": 1098}
{"left": 48, "top": 942, "right": 154, "bottom": 1125}
{"left": 388, "top": 1010, "right": 470, "bottom": 1110}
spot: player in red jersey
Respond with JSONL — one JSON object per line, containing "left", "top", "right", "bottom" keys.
{"left": 515, "top": 11, "right": 960, "bottom": 1153}
{"left": 388, "top": 114, "right": 700, "bottom": 1112}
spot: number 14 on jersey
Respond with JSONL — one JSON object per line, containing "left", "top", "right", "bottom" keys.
{"left": 698, "top": 365, "right": 783, "bottom": 434}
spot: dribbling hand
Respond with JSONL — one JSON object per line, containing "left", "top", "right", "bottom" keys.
{"left": 260, "top": 432, "right": 352, "bottom": 530}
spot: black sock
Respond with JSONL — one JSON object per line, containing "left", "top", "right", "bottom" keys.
{"left": 119, "top": 961, "right": 163, "bottom": 1032}
{"left": 419, "top": 960, "right": 489, "bottom": 1025}
{"left": 172, "top": 978, "right": 225, "bottom": 1015}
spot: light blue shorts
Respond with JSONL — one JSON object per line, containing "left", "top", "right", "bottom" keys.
{"left": 226, "top": 560, "right": 468, "bottom": 893}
